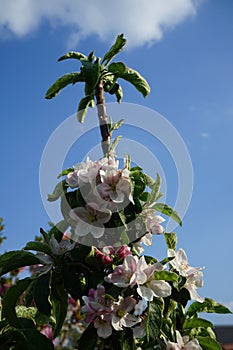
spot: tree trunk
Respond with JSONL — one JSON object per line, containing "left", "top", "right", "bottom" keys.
{"left": 95, "top": 79, "right": 111, "bottom": 156}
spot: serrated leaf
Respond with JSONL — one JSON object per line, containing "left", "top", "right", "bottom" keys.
{"left": 108, "top": 62, "right": 150, "bottom": 97}
{"left": 0, "top": 251, "right": 40, "bottom": 277}
{"left": 187, "top": 298, "right": 232, "bottom": 317}
{"left": 102, "top": 33, "right": 126, "bottom": 65}
{"left": 183, "top": 317, "right": 214, "bottom": 330}
{"left": 154, "top": 270, "right": 179, "bottom": 282}
{"left": 146, "top": 299, "right": 164, "bottom": 342}
{"left": 58, "top": 51, "right": 87, "bottom": 62}
{"left": 153, "top": 203, "right": 182, "bottom": 227}
{"left": 164, "top": 233, "right": 177, "bottom": 250}
{"left": 34, "top": 273, "right": 52, "bottom": 317}
{"left": 23, "top": 241, "right": 51, "bottom": 255}
{"left": 77, "top": 95, "right": 94, "bottom": 123}
{"left": 3, "top": 278, "right": 32, "bottom": 328}
{"left": 47, "top": 180, "right": 67, "bottom": 202}
{"left": 197, "top": 336, "right": 222, "bottom": 350}
{"left": 45, "top": 72, "right": 83, "bottom": 99}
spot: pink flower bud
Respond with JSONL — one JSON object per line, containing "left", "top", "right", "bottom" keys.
{"left": 117, "top": 245, "right": 131, "bottom": 259}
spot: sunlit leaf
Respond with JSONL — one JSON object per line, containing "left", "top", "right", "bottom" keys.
{"left": 197, "top": 336, "right": 222, "bottom": 350}
{"left": 77, "top": 95, "right": 94, "bottom": 123}
{"left": 146, "top": 298, "right": 164, "bottom": 342}
{"left": 108, "top": 62, "right": 150, "bottom": 97}
{"left": 153, "top": 203, "right": 182, "bottom": 227}
{"left": 81, "top": 59, "right": 101, "bottom": 89}
{"left": 57, "top": 51, "right": 87, "bottom": 62}
{"left": 164, "top": 232, "right": 177, "bottom": 250}
{"left": 183, "top": 317, "right": 214, "bottom": 330}
{"left": 154, "top": 270, "right": 179, "bottom": 282}
{"left": 187, "top": 298, "right": 232, "bottom": 317}
{"left": 45, "top": 72, "right": 83, "bottom": 99}
{"left": 102, "top": 33, "right": 126, "bottom": 65}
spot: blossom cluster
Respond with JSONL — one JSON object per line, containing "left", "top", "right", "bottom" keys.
{"left": 60, "top": 155, "right": 166, "bottom": 247}
{"left": 40, "top": 154, "right": 208, "bottom": 349}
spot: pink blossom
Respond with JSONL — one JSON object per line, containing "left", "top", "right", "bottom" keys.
{"left": 97, "top": 167, "right": 133, "bottom": 204}
{"left": 168, "top": 248, "right": 204, "bottom": 303}
{"left": 111, "top": 296, "right": 141, "bottom": 331}
{"left": 69, "top": 202, "right": 111, "bottom": 239}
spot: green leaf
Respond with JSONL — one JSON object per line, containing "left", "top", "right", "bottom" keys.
{"left": 145, "top": 174, "right": 155, "bottom": 189}
{"left": 164, "top": 232, "right": 177, "bottom": 250}
{"left": 51, "top": 275, "right": 68, "bottom": 338}
{"left": 115, "top": 84, "right": 123, "bottom": 103}
{"left": 109, "top": 118, "right": 124, "bottom": 132}
{"left": 149, "top": 173, "right": 162, "bottom": 204}
{"left": 47, "top": 180, "right": 67, "bottom": 202}
{"left": 146, "top": 298, "right": 164, "bottom": 342}
{"left": 183, "top": 317, "right": 214, "bottom": 330}
{"left": 21, "top": 328, "right": 55, "bottom": 349}
{"left": 47, "top": 220, "right": 69, "bottom": 242}
{"left": 120, "top": 328, "right": 136, "bottom": 350}
{"left": 154, "top": 270, "right": 179, "bottom": 282}
{"left": 102, "top": 33, "right": 126, "bottom": 65}
{"left": 187, "top": 298, "right": 232, "bottom": 317}
{"left": 45, "top": 72, "right": 83, "bottom": 99}
{"left": 108, "top": 62, "right": 150, "bottom": 97}
{"left": 153, "top": 203, "right": 182, "bottom": 227}
{"left": 108, "top": 62, "right": 127, "bottom": 75}
{"left": 62, "top": 265, "right": 88, "bottom": 300}
{"left": 77, "top": 95, "right": 94, "bottom": 123}
{"left": 172, "top": 287, "right": 190, "bottom": 307}
{"left": 23, "top": 241, "right": 51, "bottom": 255}
{"left": 77, "top": 322, "right": 98, "bottom": 350}
{"left": 34, "top": 273, "right": 52, "bottom": 317}
{"left": 58, "top": 51, "right": 87, "bottom": 62}
{"left": 0, "top": 251, "right": 40, "bottom": 277}
{"left": 81, "top": 59, "right": 100, "bottom": 89}
{"left": 109, "top": 135, "right": 122, "bottom": 153}
{"left": 3, "top": 278, "right": 33, "bottom": 328}
{"left": 0, "top": 328, "right": 27, "bottom": 349}
{"left": 57, "top": 167, "right": 74, "bottom": 179}
{"left": 197, "top": 336, "right": 222, "bottom": 350}
{"left": 15, "top": 306, "right": 37, "bottom": 321}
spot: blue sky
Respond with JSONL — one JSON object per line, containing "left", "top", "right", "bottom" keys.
{"left": 0, "top": 0, "right": 233, "bottom": 325}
